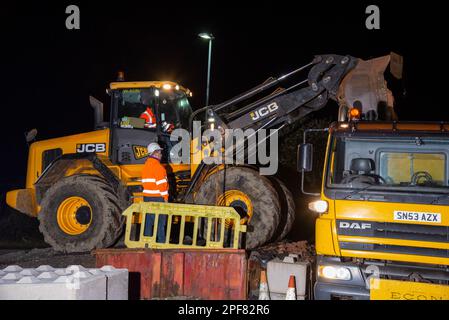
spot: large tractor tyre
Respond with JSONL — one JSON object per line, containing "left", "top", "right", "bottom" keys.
{"left": 194, "top": 167, "right": 281, "bottom": 249}
{"left": 269, "top": 178, "right": 296, "bottom": 242}
{"left": 38, "top": 175, "right": 125, "bottom": 253}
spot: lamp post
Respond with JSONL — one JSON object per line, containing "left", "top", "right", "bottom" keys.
{"left": 198, "top": 33, "right": 214, "bottom": 106}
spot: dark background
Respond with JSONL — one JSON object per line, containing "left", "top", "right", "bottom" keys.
{"left": 0, "top": 1, "right": 446, "bottom": 244}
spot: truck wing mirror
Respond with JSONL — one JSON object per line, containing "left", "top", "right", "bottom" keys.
{"left": 297, "top": 143, "right": 313, "bottom": 172}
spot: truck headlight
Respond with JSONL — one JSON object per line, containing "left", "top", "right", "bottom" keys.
{"left": 308, "top": 200, "right": 328, "bottom": 214}
{"left": 319, "top": 265, "right": 351, "bottom": 281}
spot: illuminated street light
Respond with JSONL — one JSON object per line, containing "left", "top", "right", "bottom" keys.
{"left": 198, "top": 33, "right": 214, "bottom": 106}
{"left": 198, "top": 33, "right": 214, "bottom": 40}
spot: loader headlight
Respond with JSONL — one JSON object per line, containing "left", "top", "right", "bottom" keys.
{"left": 319, "top": 266, "right": 351, "bottom": 281}
{"left": 308, "top": 200, "right": 328, "bottom": 214}
{"left": 162, "top": 83, "right": 172, "bottom": 90}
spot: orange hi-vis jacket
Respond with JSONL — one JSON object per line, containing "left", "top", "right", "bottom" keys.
{"left": 142, "top": 156, "right": 169, "bottom": 201}
{"left": 140, "top": 107, "right": 157, "bottom": 128}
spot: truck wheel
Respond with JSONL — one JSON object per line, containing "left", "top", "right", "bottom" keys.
{"left": 194, "top": 167, "right": 280, "bottom": 249}
{"left": 38, "top": 175, "right": 125, "bottom": 253}
{"left": 269, "top": 178, "right": 296, "bottom": 241}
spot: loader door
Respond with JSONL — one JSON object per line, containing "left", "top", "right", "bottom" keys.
{"left": 157, "top": 90, "right": 192, "bottom": 164}
{"left": 110, "top": 88, "right": 159, "bottom": 165}
{"left": 109, "top": 87, "right": 193, "bottom": 165}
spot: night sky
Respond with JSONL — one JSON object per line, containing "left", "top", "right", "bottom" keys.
{"left": 0, "top": 1, "right": 446, "bottom": 192}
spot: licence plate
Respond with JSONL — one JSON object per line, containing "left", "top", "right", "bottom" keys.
{"left": 370, "top": 278, "right": 449, "bottom": 300}
{"left": 394, "top": 211, "right": 441, "bottom": 223}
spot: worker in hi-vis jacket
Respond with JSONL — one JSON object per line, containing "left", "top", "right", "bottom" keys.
{"left": 142, "top": 142, "right": 168, "bottom": 242}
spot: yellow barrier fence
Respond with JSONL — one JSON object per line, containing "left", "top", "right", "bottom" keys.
{"left": 123, "top": 202, "right": 247, "bottom": 249}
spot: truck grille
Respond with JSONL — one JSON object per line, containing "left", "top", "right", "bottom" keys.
{"left": 337, "top": 219, "right": 449, "bottom": 258}
{"left": 340, "top": 242, "right": 449, "bottom": 258}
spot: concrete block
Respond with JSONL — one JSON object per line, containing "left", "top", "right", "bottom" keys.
{"left": 0, "top": 265, "right": 128, "bottom": 300}
{"left": 35, "top": 265, "right": 56, "bottom": 272}
{"left": 88, "top": 266, "right": 128, "bottom": 300}
{"left": 267, "top": 258, "right": 309, "bottom": 299}
{"left": 3, "top": 265, "right": 23, "bottom": 272}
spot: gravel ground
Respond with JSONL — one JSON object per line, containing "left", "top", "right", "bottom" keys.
{"left": 0, "top": 248, "right": 96, "bottom": 269}
{"left": 0, "top": 200, "right": 96, "bottom": 269}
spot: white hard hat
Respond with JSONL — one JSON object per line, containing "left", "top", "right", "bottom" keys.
{"left": 147, "top": 142, "right": 163, "bottom": 154}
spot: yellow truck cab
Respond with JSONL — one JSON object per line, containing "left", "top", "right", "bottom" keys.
{"left": 299, "top": 121, "right": 449, "bottom": 300}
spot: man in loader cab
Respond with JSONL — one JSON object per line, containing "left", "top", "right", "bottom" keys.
{"left": 142, "top": 142, "right": 169, "bottom": 243}
{"left": 139, "top": 91, "right": 157, "bottom": 129}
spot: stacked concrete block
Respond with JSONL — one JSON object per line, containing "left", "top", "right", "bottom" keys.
{"left": 89, "top": 265, "right": 129, "bottom": 300}
{"left": 0, "top": 265, "right": 128, "bottom": 300}
{"left": 266, "top": 254, "right": 309, "bottom": 300}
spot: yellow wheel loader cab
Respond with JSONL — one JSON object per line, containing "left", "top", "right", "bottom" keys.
{"left": 307, "top": 122, "right": 449, "bottom": 300}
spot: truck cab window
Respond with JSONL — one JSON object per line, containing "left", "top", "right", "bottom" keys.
{"left": 327, "top": 135, "right": 449, "bottom": 193}
{"left": 379, "top": 152, "right": 446, "bottom": 186}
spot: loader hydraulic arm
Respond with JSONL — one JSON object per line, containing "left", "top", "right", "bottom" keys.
{"left": 191, "top": 54, "right": 393, "bottom": 133}
{"left": 224, "top": 54, "right": 358, "bottom": 131}
{"left": 184, "top": 54, "right": 393, "bottom": 201}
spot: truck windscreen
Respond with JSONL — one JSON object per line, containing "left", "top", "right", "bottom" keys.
{"left": 326, "top": 134, "right": 449, "bottom": 194}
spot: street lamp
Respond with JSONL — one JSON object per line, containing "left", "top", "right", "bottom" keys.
{"left": 198, "top": 33, "right": 214, "bottom": 106}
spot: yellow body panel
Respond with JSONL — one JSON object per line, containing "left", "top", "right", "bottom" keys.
{"left": 5, "top": 189, "right": 38, "bottom": 217}
{"left": 370, "top": 278, "right": 449, "bottom": 300}
{"left": 25, "top": 129, "right": 110, "bottom": 188}
{"left": 321, "top": 187, "right": 449, "bottom": 266}
{"left": 315, "top": 134, "right": 340, "bottom": 256}
{"left": 315, "top": 218, "right": 337, "bottom": 255}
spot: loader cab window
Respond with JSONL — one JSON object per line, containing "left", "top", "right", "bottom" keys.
{"left": 158, "top": 90, "right": 193, "bottom": 131}
{"left": 116, "top": 88, "right": 158, "bottom": 130}
{"left": 115, "top": 88, "right": 192, "bottom": 131}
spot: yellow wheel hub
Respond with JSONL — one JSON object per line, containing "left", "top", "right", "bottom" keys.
{"left": 217, "top": 190, "right": 253, "bottom": 227}
{"left": 56, "top": 196, "right": 92, "bottom": 235}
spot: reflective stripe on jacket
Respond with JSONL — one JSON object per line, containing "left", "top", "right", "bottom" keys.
{"left": 140, "top": 107, "right": 156, "bottom": 128}
{"left": 142, "top": 156, "right": 168, "bottom": 201}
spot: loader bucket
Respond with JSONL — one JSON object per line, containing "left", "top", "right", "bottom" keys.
{"left": 337, "top": 54, "right": 397, "bottom": 121}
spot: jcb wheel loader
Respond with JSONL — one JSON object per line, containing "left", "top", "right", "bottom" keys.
{"left": 6, "top": 54, "right": 393, "bottom": 252}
